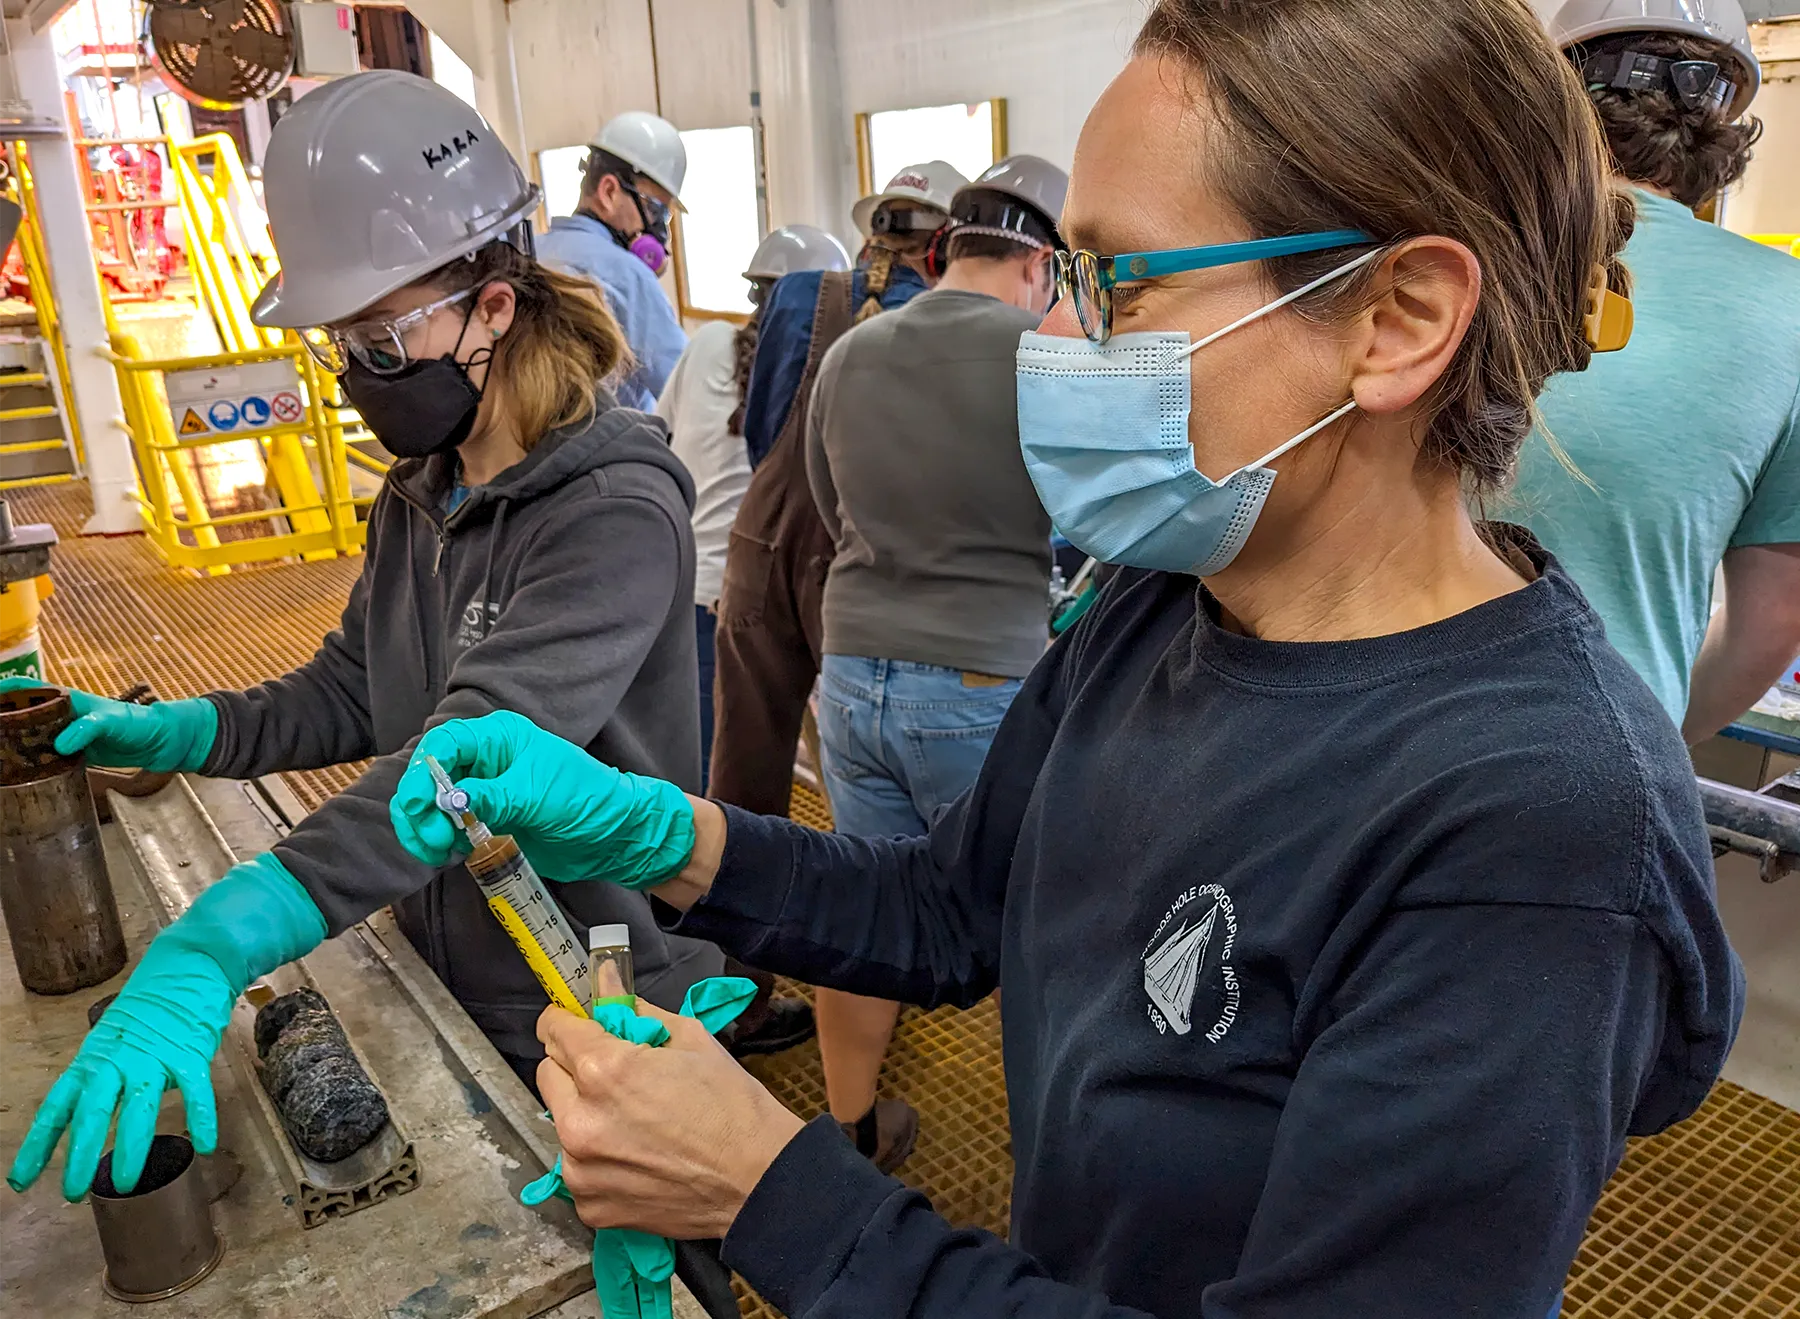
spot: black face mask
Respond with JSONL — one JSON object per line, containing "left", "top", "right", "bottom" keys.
{"left": 340, "top": 352, "right": 486, "bottom": 460}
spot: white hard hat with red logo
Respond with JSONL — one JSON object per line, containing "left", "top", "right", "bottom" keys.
{"left": 1550, "top": 0, "right": 1761, "bottom": 119}
{"left": 851, "top": 160, "right": 969, "bottom": 237}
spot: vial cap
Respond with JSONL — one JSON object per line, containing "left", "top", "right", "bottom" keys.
{"left": 588, "top": 923, "right": 632, "bottom": 951}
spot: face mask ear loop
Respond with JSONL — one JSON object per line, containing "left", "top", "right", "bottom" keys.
{"left": 452, "top": 293, "right": 497, "bottom": 400}
{"left": 1162, "top": 245, "right": 1387, "bottom": 369}
{"left": 1239, "top": 397, "right": 1359, "bottom": 476}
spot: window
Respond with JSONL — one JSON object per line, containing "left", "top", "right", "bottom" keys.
{"left": 857, "top": 100, "right": 1007, "bottom": 197}
{"left": 428, "top": 31, "right": 479, "bottom": 112}
{"left": 537, "top": 144, "right": 589, "bottom": 225}
{"left": 535, "top": 127, "right": 760, "bottom": 318}
{"left": 674, "top": 125, "right": 760, "bottom": 316}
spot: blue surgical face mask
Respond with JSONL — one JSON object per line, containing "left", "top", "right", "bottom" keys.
{"left": 1016, "top": 248, "right": 1381, "bottom": 576}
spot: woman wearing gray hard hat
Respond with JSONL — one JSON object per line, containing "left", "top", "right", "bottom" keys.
{"left": 1, "top": 71, "right": 737, "bottom": 1253}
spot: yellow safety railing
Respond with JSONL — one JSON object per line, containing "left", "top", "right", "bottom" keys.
{"left": 2, "top": 141, "right": 85, "bottom": 492}
{"left": 66, "top": 131, "right": 388, "bottom": 572}
{"left": 165, "top": 135, "right": 282, "bottom": 354}
{"left": 109, "top": 334, "right": 367, "bottom": 572}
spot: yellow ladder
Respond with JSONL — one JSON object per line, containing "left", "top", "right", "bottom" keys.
{"left": 1, "top": 142, "right": 85, "bottom": 493}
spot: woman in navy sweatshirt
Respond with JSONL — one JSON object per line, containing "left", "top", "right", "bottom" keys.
{"left": 389, "top": 2, "right": 1743, "bottom": 1315}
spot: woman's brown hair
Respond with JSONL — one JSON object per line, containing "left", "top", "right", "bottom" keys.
{"left": 425, "top": 239, "right": 631, "bottom": 448}
{"left": 857, "top": 230, "right": 935, "bottom": 323}
{"left": 1136, "top": 0, "right": 1634, "bottom": 502}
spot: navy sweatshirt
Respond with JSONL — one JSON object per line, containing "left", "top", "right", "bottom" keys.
{"left": 669, "top": 535, "right": 1742, "bottom": 1318}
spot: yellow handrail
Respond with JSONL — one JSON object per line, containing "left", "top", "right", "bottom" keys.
{"left": 13, "top": 129, "right": 381, "bottom": 571}
{"left": 109, "top": 332, "right": 367, "bottom": 572}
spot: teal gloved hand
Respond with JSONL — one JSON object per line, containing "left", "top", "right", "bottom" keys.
{"left": 519, "top": 977, "right": 758, "bottom": 1319}
{"left": 522, "top": 1158, "right": 677, "bottom": 1319}
{"left": 390, "top": 711, "right": 695, "bottom": 889}
{"left": 6, "top": 854, "right": 325, "bottom": 1200}
{"left": 0, "top": 677, "right": 218, "bottom": 772}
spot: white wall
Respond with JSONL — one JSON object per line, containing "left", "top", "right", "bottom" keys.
{"left": 1725, "top": 21, "right": 1800, "bottom": 235}
{"left": 834, "top": 0, "right": 1145, "bottom": 165}
{"left": 416, "top": 0, "right": 1152, "bottom": 246}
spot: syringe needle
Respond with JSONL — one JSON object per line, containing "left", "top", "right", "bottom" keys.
{"left": 423, "top": 754, "right": 492, "bottom": 845}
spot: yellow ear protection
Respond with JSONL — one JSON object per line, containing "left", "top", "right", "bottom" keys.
{"left": 1583, "top": 263, "right": 1634, "bottom": 357}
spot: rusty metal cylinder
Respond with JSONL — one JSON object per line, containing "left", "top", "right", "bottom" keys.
{"left": 90, "top": 1135, "right": 224, "bottom": 1302}
{"left": 0, "top": 685, "right": 127, "bottom": 994}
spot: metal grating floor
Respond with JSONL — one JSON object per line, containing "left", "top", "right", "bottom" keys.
{"left": 8, "top": 483, "right": 367, "bottom": 809}
{"left": 1569, "top": 1081, "right": 1800, "bottom": 1317}
{"left": 15, "top": 481, "right": 1800, "bottom": 1318}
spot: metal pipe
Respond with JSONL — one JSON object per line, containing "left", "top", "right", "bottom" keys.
{"left": 747, "top": 0, "right": 770, "bottom": 237}
{"left": 90, "top": 1134, "right": 224, "bottom": 1302}
{"left": 0, "top": 685, "right": 126, "bottom": 995}
{"left": 1698, "top": 776, "right": 1800, "bottom": 857}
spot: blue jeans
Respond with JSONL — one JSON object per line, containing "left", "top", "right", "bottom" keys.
{"left": 695, "top": 605, "right": 716, "bottom": 794}
{"left": 817, "top": 655, "right": 1022, "bottom": 837}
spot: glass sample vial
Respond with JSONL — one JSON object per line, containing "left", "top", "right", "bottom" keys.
{"left": 589, "top": 924, "right": 635, "bottom": 1008}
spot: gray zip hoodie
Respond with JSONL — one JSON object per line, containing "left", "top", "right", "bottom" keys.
{"left": 201, "top": 400, "right": 723, "bottom": 1058}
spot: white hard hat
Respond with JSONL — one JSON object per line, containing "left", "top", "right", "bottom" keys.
{"left": 591, "top": 110, "right": 688, "bottom": 205}
{"left": 850, "top": 160, "right": 969, "bottom": 237}
{"left": 950, "top": 155, "right": 1069, "bottom": 248}
{"left": 251, "top": 71, "right": 539, "bottom": 329}
{"left": 1550, "top": 0, "right": 1761, "bottom": 118}
{"left": 743, "top": 224, "right": 851, "bottom": 281}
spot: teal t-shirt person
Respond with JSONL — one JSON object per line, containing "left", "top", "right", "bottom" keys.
{"left": 1509, "top": 189, "right": 1800, "bottom": 724}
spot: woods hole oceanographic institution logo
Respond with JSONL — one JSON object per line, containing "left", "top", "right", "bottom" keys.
{"left": 1143, "top": 884, "right": 1239, "bottom": 1040}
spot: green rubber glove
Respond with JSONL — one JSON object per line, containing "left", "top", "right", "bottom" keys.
{"left": 6, "top": 854, "right": 326, "bottom": 1201}
{"left": 390, "top": 711, "right": 695, "bottom": 889}
{"left": 521, "top": 1163, "right": 675, "bottom": 1319}
{"left": 519, "top": 977, "right": 759, "bottom": 1319}
{"left": 0, "top": 677, "right": 218, "bottom": 772}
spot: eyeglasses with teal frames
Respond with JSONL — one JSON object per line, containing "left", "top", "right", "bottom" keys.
{"left": 1054, "top": 229, "right": 1374, "bottom": 344}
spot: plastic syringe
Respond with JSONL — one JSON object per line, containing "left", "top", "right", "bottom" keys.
{"left": 425, "top": 755, "right": 590, "bottom": 1016}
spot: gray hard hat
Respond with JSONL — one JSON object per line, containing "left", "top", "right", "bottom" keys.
{"left": 1550, "top": 0, "right": 1761, "bottom": 119}
{"left": 743, "top": 224, "right": 851, "bottom": 281}
{"left": 948, "top": 155, "right": 1069, "bottom": 249}
{"left": 251, "top": 71, "right": 541, "bottom": 329}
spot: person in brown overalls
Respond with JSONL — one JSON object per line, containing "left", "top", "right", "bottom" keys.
{"left": 708, "top": 164, "right": 962, "bottom": 1168}
{"left": 710, "top": 165, "right": 965, "bottom": 814}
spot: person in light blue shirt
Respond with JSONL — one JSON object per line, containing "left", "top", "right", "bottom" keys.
{"left": 1511, "top": 3, "right": 1800, "bottom": 742}
{"left": 538, "top": 111, "right": 689, "bottom": 411}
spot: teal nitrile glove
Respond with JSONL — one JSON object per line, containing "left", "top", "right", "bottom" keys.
{"left": 522, "top": 1157, "right": 677, "bottom": 1319}
{"left": 6, "top": 853, "right": 325, "bottom": 1200}
{"left": 390, "top": 711, "right": 695, "bottom": 889}
{"left": 0, "top": 677, "right": 218, "bottom": 772}
{"left": 520, "top": 976, "right": 758, "bottom": 1319}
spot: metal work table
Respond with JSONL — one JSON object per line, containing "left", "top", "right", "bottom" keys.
{"left": 1726, "top": 709, "right": 1800, "bottom": 759}
{"left": 0, "top": 774, "right": 704, "bottom": 1317}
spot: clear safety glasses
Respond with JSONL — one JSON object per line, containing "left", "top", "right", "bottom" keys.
{"left": 1053, "top": 229, "right": 1373, "bottom": 344}
{"left": 300, "top": 286, "right": 478, "bottom": 377}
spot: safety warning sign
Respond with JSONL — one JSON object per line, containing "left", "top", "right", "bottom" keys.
{"left": 164, "top": 358, "right": 303, "bottom": 439}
